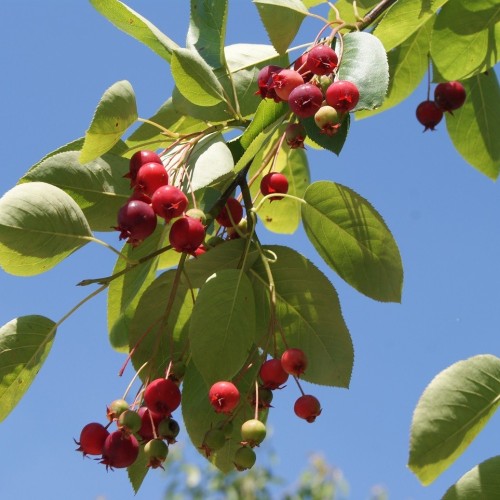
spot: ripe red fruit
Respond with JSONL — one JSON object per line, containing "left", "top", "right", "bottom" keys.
{"left": 306, "top": 44, "right": 338, "bottom": 75}
{"left": 151, "top": 185, "right": 188, "bottom": 222}
{"left": 134, "top": 162, "right": 169, "bottom": 197}
{"left": 281, "top": 348, "right": 308, "bottom": 376}
{"left": 259, "top": 359, "right": 289, "bottom": 389}
{"left": 294, "top": 394, "right": 322, "bottom": 423}
{"left": 144, "top": 378, "right": 181, "bottom": 416}
{"left": 271, "top": 69, "right": 304, "bottom": 101}
{"left": 434, "top": 81, "right": 466, "bottom": 112}
{"left": 416, "top": 100, "right": 443, "bottom": 131}
{"left": 137, "top": 407, "right": 163, "bottom": 442}
{"left": 75, "top": 422, "right": 109, "bottom": 456}
{"left": 127, "top": 150, "right": 163, "bottom": 186}
{"left": 169, "top": 215, "right": 206, "bottom": 253}
{"left": 115, "top": 199, "right": 157, "bottom": 246}
{"left": 288, "top": 83, "right": 324, "bottom": 118}
{"left": 260, "top": 172, "right": 289, "bottom": 201}
{"left": 208, "top": 381, "right": 240, "bottom": 414}
{"left": 101, "top": 431, "right": 139, "bottom": 469}
{"left": 325, "top": 80, "right": 360, "bottom": 112}
{"left": 293, "top": 53, "right": 313, "bottom": 82}
{"left": 256, "top": 65, "right": 283, "bottom": 101}
{"left": 216, "top": 197, "right": 243, "bottom": 227}
{"left": 285, "top": 122, "right": 306, "bottom": 149}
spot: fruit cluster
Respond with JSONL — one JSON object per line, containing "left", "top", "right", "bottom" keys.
{"left": 416, "top": 81, "right": 466, "bottom": 131}
{"left": 257, "top": 42, "right": 360, "bottom": 143}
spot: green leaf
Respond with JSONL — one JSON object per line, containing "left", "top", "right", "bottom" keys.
{"left": 338, "top": 32, "right": 389, "bottom": 111}
{"left": 0, "top": 182, "right": 92, "bottom": 276}
{"left": 0, "top": 316, "right": 56, "bottom": 422}
{"left": 80, "top": 81, "right": 138, "bottom": 164}
{"left": 189, "top": 269, "right": 255, "bottom": 384}
{"left": 431, "top": 1, "right": 500, "bottom": 81}
{"left": 130, "top": 269, "right": 194, "bottom": 380}
{"left": 409, "top": 354, "right": 500, "bottom": 485}
{"left": 442, "top": 456, "right": 500, "bottom": 500}
{"left": 356, "top": 19, "right": 432, "bottom": 119}
{"left": 331, "top": 0, "right": 379, "bottom": 25}
{"left": 107, "top": 226, "right": 165, "bottom": 352}
{"left": 301, "top": 181, "right": 403, "bottom": 302}
{"left": 374, "top": 0, "right": 450, "bottom": 52}
{"left": 171, "top": 48, "right": 226, "bottom": 107}
{"left": 300, "top": 114, "right": 350, "bottom": 155}
{"left": 446, "top": 71, "right": 500, "bottom": 180}
{"left": 253, "top": 0, "right": 308, "bottom": 54}
{"left": 89, "top": 0, "right": 178, "bottom": 62}
{"left": 250, "top": 246, "right": 354, "bottom": 388}
{"left": 127, "top": 444, "right": 149, "bottom": 494}
{"left": 20, "top": 151, "right": 130, "bottom": 232}
{"left": 187, "top": 0, "right": 228, "bottom": 68}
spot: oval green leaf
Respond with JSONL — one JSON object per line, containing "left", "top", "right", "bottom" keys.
{"left": 301, "top": 181, "right": 403, "bottom": 302}
{"left": 0, "top": 315, "right": 56, "bottom": 422}
{"left": 0, "top": 182, "right": 93, "bottom": 276}
{"left": 408, "top": 354, "right": 500, "bottom": 485}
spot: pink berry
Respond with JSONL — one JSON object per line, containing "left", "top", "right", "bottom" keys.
{"left": 75, "top": 422, "right": 109, "bottom": 456}
{"left": 416, "top": 100, "right": 443, "bottom": 131}
{"left": 144, "top": 378, "right": 181, "bottom": 417}
{"left": 216, "top": 197, "right": 243, "bottom": 227}
{"left": 306, "top": 45, "right": 338, "bottom": 76}
{"left": 294, "top": 394, "right": 322, "bottom": 423}
{"left": 100, "top": 431, "right": 139, "bottom": 469}
{"left": 151, "top": 185, "right": 188, "bottom": 222}
{"left": 208, "top": 381, "right": 240, "bottom": 414}
{"left": 115, "top": 199, "right": 157, "bottom": 246}
{"left": 134, "top": 162, "right": 169, "bottom": 197}
{"left": 293, "top": 53, "right": 313, "bottom": 82}
{"left": 271, "top": 69, "right": 304, "bottom": 101}
{"left": 169, "top": 215, "right": 206, "bottom": 253}
{"left": 325, "top": 80, "right": 360, "bottom": 112}
{"left": 434, "top": 81, "right": 466, "bottom": 112}
{"left": 259, "top": 359, "right": 289, "bottom": 390}
{"left": 288, "top": 83, "right": 324, "bottom": 118}
{"left": 127, "top": 150, "right": 163, "bottom": 186}
{"left": 281, "top": 348, "right": 308, "bottom": 376}
{"left": 256, "top": 65, "right": 283, "bottom": 101}
{"left": 260, "top": 172, "right": 289, "bottom": 201}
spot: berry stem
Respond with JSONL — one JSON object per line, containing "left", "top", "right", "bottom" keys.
{"left": 137, "top": 117, "right": 180, "bottom": 138}
{"left": 292, "top": 375, "right": 306, "bottom": 397}
{"left": 122, "top": 361, "right": 148, "bottom": 400}
{"left": 252, "top": 193, "right": 306, "bottom": 214}
{"left": 254, "top": 381, "right": 260, "bottom": 420}
{"left": 87, "top": 236, "right": 137, "bottom": 265}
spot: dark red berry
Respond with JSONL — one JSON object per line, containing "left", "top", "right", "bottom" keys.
{"left": 285, "top": 122, "right": 306, "bottom": 149}
{"left": 208, "top": 381, "right": 240, "bottom": 414}
{"left": 216, "top": 197, "right": 243, "bottom": 227}
{"left": 259, "top": 359, "right": 289, "bottom": 390}
{"left": 256, "top": 65, "right": 283, "bottom": 101}
{"left": 115, "top": 200, "right": 157, "bottom": 246}
{"left": 260, "top": 172, "right": 289, "bottom": 201}
{"left": 127, "top": 150, "right": 163, "bottom": 186}
{"left": 271, "top": 69, "right": 304, "bottom": 101}
{"left": 137, "top": 407, "right": 163, "bottom": 442}
{"left": 151, "top": 185, "right": 188, "bottom": 222}
{"left": 288, "top": 83, "right": 324, "bottom": 119}
{"left": 306, "top": 45, "right": 338, "bottom": 76}
{"left": 169, "top": 216, "right": 205, "bottom": 253}
{"left": 294, "top": 394, "right": 322, "bottom": 423}
{"left": 416, "top": 100, "right": 443, "bottom": 131}
{"left": 144, "top": 438, "right": 169, "bottom": 469}
{"left": 134, "top": 162, "right": 169, "bottom": 197}
{"left": 281, "top": 348, "right": 308, "bottom": 376}
{"left": 101, "top": 431, "right": 139, "bottom": 469}
{"left": 144, "top": 378, "right": 181, "bottom": 417}
{"left": 293, "top": 53, "right": 313, "bottom": 82}
{"left": 325, "top": 80, "right": 360, "bottom": 112}
{"left": 434, "top": 81, "right": 466, "bottom": 112}
{"left": 75, "top": 422, "right": 109, "bottom": 456}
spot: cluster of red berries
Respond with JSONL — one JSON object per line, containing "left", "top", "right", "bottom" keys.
{"left": 416, "top": 81, "right": 466, "bottom": 131}
{"left": 257, "top": 43, "right": 360, "bottom": 144}
{"left": 203, "top": 348, "right": 321, "bottom": 470}
{"left": 115, "top": 149, "right": 205, "bottom": 252}
{"left": 75, "top": 377, "right": 182, "bottom": 471}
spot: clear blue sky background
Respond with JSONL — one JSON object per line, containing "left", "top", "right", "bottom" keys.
{"left": 1, "top": 1, "right": 499, "bottom": 499}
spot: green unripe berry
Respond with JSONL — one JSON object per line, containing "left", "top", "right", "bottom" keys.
{"left": 234, "top": 446, "right": 256, "bottom": 471}
{"left": 144, "top": 438, "right": 168, "bottom": 469}
{"left": 241, "top": 419, "right": 267, "bottom": 447}
{"left": 107, "top": 398, "right": 129, "bottom": 421}
{"left": 117, "top": 410, "right": 142, "bottom": 434}
{"left": 158, "top": 417, "right": 180, "bottom": 444}
{"left": 185, "top": 208, "right": 207, "bottom": 224}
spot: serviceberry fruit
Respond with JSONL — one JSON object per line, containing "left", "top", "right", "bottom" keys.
{"left": 306, "top": 44, "right": 338, "bottom": 75}
{"left": 144, "top": 438, "right": 169, "bottom": 469}
{"left": 288, "top": 83, "right": 324, "bottom": 118}
{"left": 314, "top": 105, "right": 343, "bottom": 136}
{"left": 416, "top": 100, "right": 443, "bottom": 131}
{"left": 134, "top": 162, "right": 169, "bottom": 197}
{"left": 260, "top": 172, "right": 289, "bottom": 201}
{"left": 144, "top": 378, "right": 181, "bottom": 417}
{"left": 75, "top": 422, "right": 109, "bottom": 456}
{"left": 241, "top": 419, "right": 267, "bottom": 447}
{"left": 281, "top": 348, "right": 308, "bottom": 376}
{"left": 127, "top": 150, "right": 163, "bottom": 186}
{"left": 256, "top": 65, "right": 283, "bottom": 101}
{"left": 151, "top": 185, "right": 188, "bottom": 222}
{"left": 234, "top": 446, "right": 256, "bottom": 471}
{"left": 216, "top": 197, "right": 243, "bottom": 228}
{"left": 107, "top": 398, "right": 130, "bottom": 421}
{"left": 115, "top": 200, "right": 157, "bottom": 246}
{"left": 208, "top": 381, "right": 240, "bottom": 414}
{"left": 200, "top": 428, "right": 226, "bottom": 457}
{"left": 259, "top": 358, "right": 289, "bottom": 389}
{"left": 325, "top": 80, "right": 360, "bottom": 112}
{"left": 293, "top": 53, "right": 313, "bottom": 82}
{"left": 117, "top": 410, "right": 142, "bottom": 435}
{"left": 285, "top": 122, "right": 306, "bottom": 149}
{"left": 169, "top": 215, "right": 206, "bottom": 253}
{"left": 294, "top": 394, "right": 322, "bottom": 423}
{"left": 158, "top": 417, "right": 180, "bottom": 444}
{"left": 271, "top": 69, "right": 304, "bottom": 101}
{"left": 434, "top": 81, "right": 466, "bottom": 112}
{"left": 101, "top": 431, "right": 139, "bottom": 469}
{"left": 250, "top": 386, "right": 274, "bottom": 410}
{"left": 137, "top": 407, "right": 163, "bottom": 442}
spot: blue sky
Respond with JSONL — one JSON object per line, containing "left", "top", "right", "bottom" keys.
{"left": 1, "top": 1, "right": 499, "bottom": 499}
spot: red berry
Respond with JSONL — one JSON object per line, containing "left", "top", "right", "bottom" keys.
{"left": 137, "top": 407, "right": 163, "bottom": 442}
{"left": 281, "top": 348, "right": 308, "bottom": 376}
{"left": 259, "top": 359, "right": 289, "bottom": 389}
{"left": 325, "top": 80, "right": 360, "bottom": 112}
{"left": 416, "top": 100, "right": 443, "bottom": 131}
{"left": 294, "top": 394, "right": 322, "bottom": 423}
{"left": 101, "top": 431, "right": 139, "bottom": 469}
{"left": 434, "top": 81, "right": 466, "bottom": 112}
{"left": 285, "top": 122, "right": 306, "bottom": 149}
{"left": 271, "top": 69, "right": 304, "bottom": 101}
{"left": 256, "top": 65, "right": 283, "bottom": 101}
{"left": 134, "top": 162, "right": 169, "bottom": 197}
{"left": 169, "top": 216, "right": 206, "bottom": 253}
{"left": 208, "top": 381, "right": 240, "bottom": 414}
{"left": 288, "top": 83, "right": 324, "bottom": 118}
{"left": 151, "top": 185, "right": 188, "bottom": 222}
{"left": 75, "top": 422, "right": 109, "bottom": 456}
{"left": 115, "top": 199, "right": 157, "bottom": 246}
{"left": 260, "top": 172, "right": 289, "bottom": 201}
{"left": 216, "top": 197, "right": 243, "bottom": 227}
{"left": 127, "top": 150, "right": 163, "bottom": 186}
{"left": 306, "top": 45, "right": 338, "bottom": 76}
{"left": 144, "top": 378, "right": 181, "bottom": 416}
{"left": 293, "top": 53, "right": 313, "bottom": 82}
